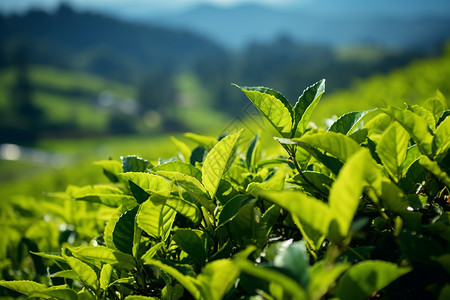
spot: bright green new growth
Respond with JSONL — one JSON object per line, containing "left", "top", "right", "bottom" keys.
{"left": 1, "top": 80, "right": 448, "bottom": 300}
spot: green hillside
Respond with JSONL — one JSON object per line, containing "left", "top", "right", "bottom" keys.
{"left": 314, "top": 44, "right": 450, "bottom": 123}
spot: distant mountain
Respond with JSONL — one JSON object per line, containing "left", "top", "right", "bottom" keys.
{"left": 0, "top": 4, "right": 228, "bottom": 82}
{"left": 149, "top": 1, "right": 450, "bottom": 50}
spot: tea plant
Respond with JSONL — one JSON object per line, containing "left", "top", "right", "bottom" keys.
{"left": 1, "top": 80, "right": 449, "bottom": 299}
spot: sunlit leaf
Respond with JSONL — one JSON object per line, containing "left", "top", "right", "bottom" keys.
{"left": 119, "top": 172, "right": 172, "bottom": 196}
{"left": 153, "top": 161, "right": 202, "bottom": 182}
{"left": 171, "top": 136, "right": 192, "bottom": 163}
{"left": 137, "top": 196, "right": 176, "bottom": 241}
{"left": 381, "top": 106, "right": 434, "bottom": 157}
{"left": 293, "top": 79, "right": 325, "bottom": 137}
{"left": 183, "top": 132, "right": 217, "bottom": 149}
{"left": 328, "top": 149, "right": 371, "bottom": 241}
{"left": 165, "top": 196, "right": 202, "bottom": 225}
{"left": 328, "top": 109, "right": 374, "bottom": 135}
{"left": 308, "top": 261, "right": 350, "bottom": 300}
{"left": 433, "top": 116, "right": 450, "bottom": 160}
{"left": 260, "top": 190, "right": 332, "bottom": 245}
{"left": 29, "top": 285, "right": 78, "bottom": 300}
{"left": 408, "top": 104, "right": 437, "bottom": 131}
{"left": 292, "top": 131, "right": 361, "bottom": 162}
{"left": 202, "top": 130, "right": 242, "bottom": 198}
{"left": 68, "top": 245, "right": 135, "bottom": 271}
{"left": 376, "top": 122, "right": 410, "bottom": 181}
{"left": 246, "top": 168, "right": 285, "bottom": 194}
{"left": 63, "top": 253, "right": 99, "bottom": 291}
{"left": 0, "top": 280, "right": 47, "bottom": 297}
{"left": 100, "top": 264, "right": 113, "bottom": 290}
{"left": 235, "top": 84, "right": 293, "bottom": 137}
{"left": 196, "top": 259, "right": 240, "bottom": 300}
{"left": 66, "top": 185, "right": 136, "bottom": 208}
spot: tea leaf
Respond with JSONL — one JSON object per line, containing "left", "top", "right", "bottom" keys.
{"left": 376, "top": 122, "right": 410, "bottom": 181}
{"left": 382, "top": 106, "right": 434, "bottom": 157}
{"left": 202, "top": 130, "right": 242, "bottom": 199}
{"left": 293, "top": 79, "right": 325, "bottom": 137}
{"left": 235, "top": 84, "right": 293, "bottom": 137}
{"left": 293, "top": 131, "right": 361, "bottom": 162}
{"left": 336, "top": 261, "right": 411, "bottom": 300}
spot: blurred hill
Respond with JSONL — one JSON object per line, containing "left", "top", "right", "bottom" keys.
{"left": 150, "top": 1, "right": 450, "bottom": 50}
{"left": 0, "top": 4, "right": 227, "bottom": 83}
{"left": 0, "top": 3, "right": 449, "bottom": 143}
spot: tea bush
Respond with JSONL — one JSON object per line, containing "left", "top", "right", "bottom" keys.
{"left": 1, "top": 80, "right": 449, "bottom": 299}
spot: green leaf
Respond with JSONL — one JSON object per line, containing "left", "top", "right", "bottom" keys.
{"left": 293, "top": 79, "right": 325, "bottom": 137}
{"left": 308, "top": 261, "right": 350, "bottom": 300}
{"left": 77, "top": 287, "right": 96, "bottom": 300}
{"left": 104, "top": 210, "right": 122, "bottom": 250}
{"left": 63, "top": 252, "right": 99, "bottom": 291}
{"left": 129, "top": 180, "right": 150, "bottom": 204}
{"left": 381, "top": 106, "right": 434, "bottom": 157}
{"left": 155, "top": 171, "right": 207, "bottom": 196}
{"left": 171, "top": 135, "right": 192, "bottom": 163}
{"left": 157, "top": 171, "right": 215, "bottom": 212}
{"left": 287, "top": 171, "right": 333, "bottom": 196}
{"left": 202, "top": 130, "right": 242, "bottom": 199}
{"left": 260, "top": 190, "right": 332, "bottom": 245}
{"left": 217, "top": 195, "right": 253, "bottom": 228}
{"left": 145, "top": 259, "right": 200, "bottom": 299}
{"left": 119, "top": 173, "right": 172, "bottom": 196}
{"left": 328, "top": 149, "right": 371, "bottom": 241}
{"left": 0, "top": 280, "right": 47, "bottom": 297}
{"left": 66, "top": 185, "right": 136, "bottom": 208}
{"left": 141, "top": 241, "right": 165, "bottom": 263}
{"left": 93, "top": 160, "right": 122, "bottom": 183}
{"left": 68, "top": 245, "right": 135, "bottom": 271}
{"left": 121, "top": 155, "right": 153, "bottom": 172}
{"left": 419, "top": 156, "right": 450, "bottom": 188}
{"left": 433, "top": 116, "right": 450, "bottom": 160}
{"left": 137, "top": 196, "right": 176, "bottom": 241}
{"left": 173, "top": 229, "right": 207, "bottom": 264}
{"left": 246, "top": 168, "right": 285, "bottom": 194}
{"left": 196, "top": 259, "right": 240, "bottom": 300}
{"left": 29, "top": 285, "right": 78, "bottom": 300}
{"left": 424, "top": 91, "right": 447, "bottom": 120}
{"left": 165, "top": 196, "right": 202, "bottom": 225}
{"left": 376, "top": 122, "right": 410, "bottom": 181}
{"left": 328, "top": 109, "right": 373, "bottom": 135}
{"left": 272, "top": 241, "right": 310, "bottom": 289}
{"left": 408, "top": 104, "right": 437, "bottom": 130}
{"left": 190, "top": 146, "right": 207, "bottom": 165}
{"left": 336, "top": 261, "right": 411, "bottom": 300}
{"left": 235, "top": 260, "right": 307, "bottom": 299}
{"left": 153, "top": 161, "right": 202, "bottom": 182}
{"left": 246, "top": 133, "right": 261, "bottom": 171}
{"left": 100, "top": 264, "right": 113, "bottom": 290}
{"left": 292, "top": 131, "right": 361, "bottom": 162}
{"left": 52, "top": 270, "right": 81, "bottom": 281}
{"left": 113, "top": 206, "right": 139, "bottom": 255}
{"left": 235, "top": 84, "right": 293, "bottom": 138}
{"left": 183, "top": 132, "right": 217, "bottom": 149}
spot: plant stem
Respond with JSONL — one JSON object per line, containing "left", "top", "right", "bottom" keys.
{"left": 290, "top": 149, "right": 328, "bottom": 198}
